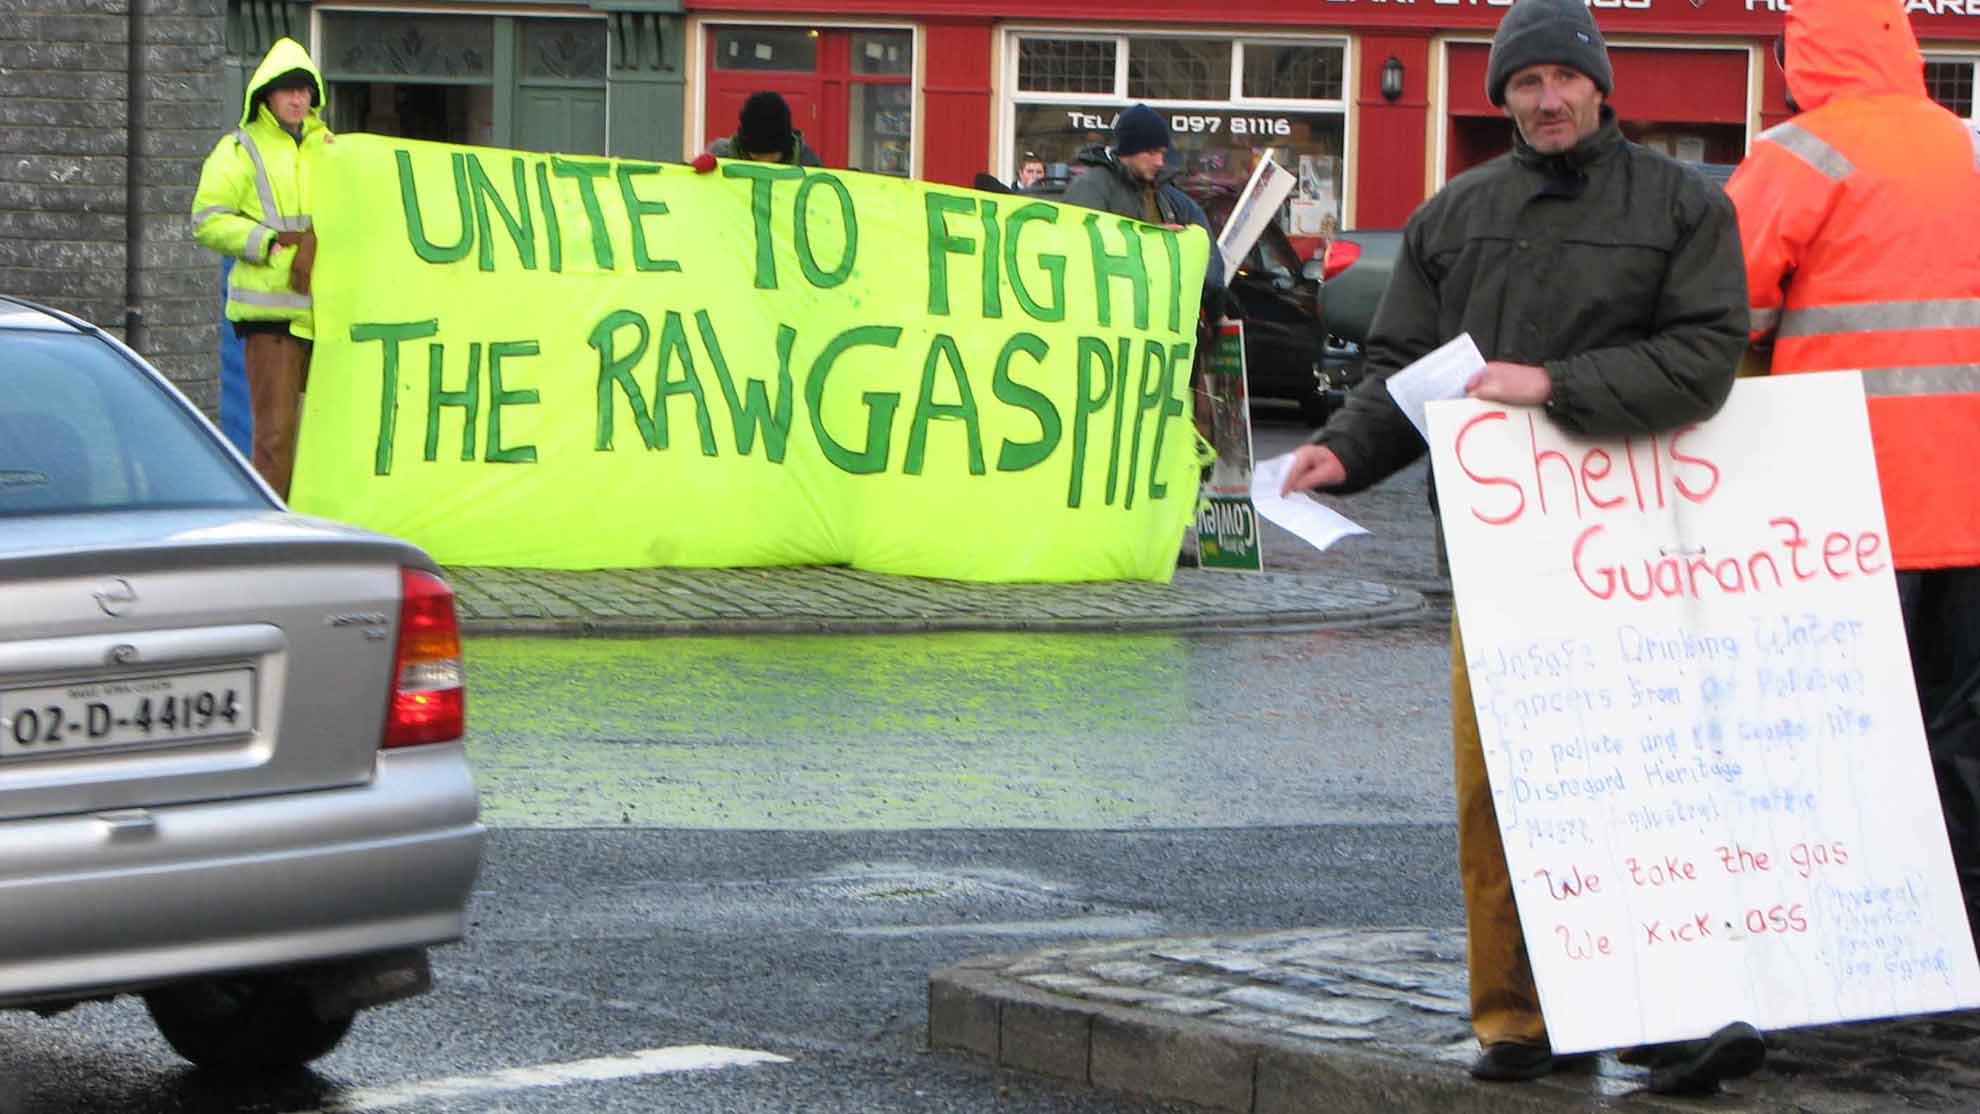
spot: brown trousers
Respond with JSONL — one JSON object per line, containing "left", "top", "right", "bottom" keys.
{"left": 1451, "top": 620, "right": 1549, "bottom": 1048}
{"left": 243, "top": 331, "right": 311, "bottom": 500}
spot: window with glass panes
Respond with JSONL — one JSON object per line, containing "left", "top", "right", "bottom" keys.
{"left": 1927, "top": 56, "right": 1978, "bottom": 123}
{"left": 1008, "top": 33, "right": 1347, "bottom": 240}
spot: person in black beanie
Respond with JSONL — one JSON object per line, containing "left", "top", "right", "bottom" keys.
{"left": 1280, "top": 0, "right": 1764, "bottom": 1094}
{"left": 708, "top": 90, "right": 822, "bottom": 166}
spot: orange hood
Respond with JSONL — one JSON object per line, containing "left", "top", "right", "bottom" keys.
{"left": 1785, "top": 0, "right": 1926, "bottom": 111}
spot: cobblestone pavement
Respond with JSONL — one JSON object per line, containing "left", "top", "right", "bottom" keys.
{"left": 445, "top": 565, "right": 1427, "bottom": 636}
{"left": 931, "top": 929, "right": 1980, "bottom": 1113}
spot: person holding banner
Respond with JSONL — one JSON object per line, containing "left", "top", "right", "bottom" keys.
{"left": 1726, "top": 0, "right": 1980, "bottom": 947}
{"left": 191, "top": 37, "right": 328, "bottom": 501}
{"left": 1280, "top": 0, "right": 1763, "bottom": 1094}
{"left": 708, "top": 91, "right": 823, "bottom": 167}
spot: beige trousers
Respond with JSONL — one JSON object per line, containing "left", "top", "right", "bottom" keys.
{"left": 1451, "top": 619, "right": 1549, "bottom": 1048}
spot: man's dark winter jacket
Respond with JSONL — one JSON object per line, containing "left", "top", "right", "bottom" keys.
{"left": 1315, "top": 109, "right": 1748, "bottom": 491}
{"left": 1061, "top": 145, "right": 1226, "bottom": 296}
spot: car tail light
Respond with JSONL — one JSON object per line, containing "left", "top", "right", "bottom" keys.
{"left": 1320, "top": 239, "right": 1362, "bottom": 282}
{"left": 384, "top": 567, "right": 465, "bottom": 748}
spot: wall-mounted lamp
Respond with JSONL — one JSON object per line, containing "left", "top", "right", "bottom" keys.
{"left": 1380, "top": 56, "right": 1405, "bottom": 103}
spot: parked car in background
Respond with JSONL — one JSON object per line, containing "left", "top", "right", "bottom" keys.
{"left": 1303, "top": 228, "right": 1403, "bottom": 421}
{"left": 0, "top": 297, "right": 484, "bottom": 1070}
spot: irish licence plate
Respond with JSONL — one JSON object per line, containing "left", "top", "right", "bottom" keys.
{"left": 0, "top": 667, "right": 256, "bottom": 757}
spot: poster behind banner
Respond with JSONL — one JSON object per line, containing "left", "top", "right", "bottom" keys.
{"left": 1428, "top": 374, "right": 1980, "bottom": 1053}
{"left": 1196, "top": 320, "right": 1261, "bottom": 572}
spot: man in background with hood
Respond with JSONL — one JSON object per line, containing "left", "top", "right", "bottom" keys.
{"left": 191, "top": 37, "right": 330, "bottom": 500}
{"left": 1728, "top": 0, "right": 1980, "bottom": 943}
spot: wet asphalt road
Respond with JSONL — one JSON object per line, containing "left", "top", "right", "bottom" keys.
{"left": 0, "top": 418, "right": 1459, "bottom": 1114}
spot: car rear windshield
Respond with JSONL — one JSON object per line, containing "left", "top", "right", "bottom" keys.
{"left": 0, "top": 329, "right": 268, "bottom": 516}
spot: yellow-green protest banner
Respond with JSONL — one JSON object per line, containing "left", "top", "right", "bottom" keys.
{"left": 291, "top": 135, "right": 1209, "bottom": 581}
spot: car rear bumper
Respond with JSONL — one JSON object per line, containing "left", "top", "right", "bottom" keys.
{"left": 0, "top": 742, "right": 484, "bottom": 1007}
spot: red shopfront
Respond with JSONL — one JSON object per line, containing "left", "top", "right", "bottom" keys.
{"left": 685, "top": 0, "right": 1980, "bottom": 232}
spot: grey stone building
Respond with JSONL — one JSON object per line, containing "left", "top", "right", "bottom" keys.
{"left": 0, "top": 0, "right": 684, "bottom": 415}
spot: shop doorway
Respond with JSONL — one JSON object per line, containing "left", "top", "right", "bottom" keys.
{"left": 702, "top": 25, "right": 913, "bottom": 174}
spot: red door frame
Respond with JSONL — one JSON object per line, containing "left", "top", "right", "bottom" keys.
{"left": 704, "top": 26, "right": 916, "bottom": 170}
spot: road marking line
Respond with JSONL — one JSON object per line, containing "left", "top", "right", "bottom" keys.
{"left": 285, "top": 1045, "right": 791, "bottom": 1112}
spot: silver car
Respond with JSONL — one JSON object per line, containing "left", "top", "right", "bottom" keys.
{"left": 0, "top": 297, "right": 484, "bottom": 1069}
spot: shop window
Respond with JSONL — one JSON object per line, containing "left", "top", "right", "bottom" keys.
{"left": 1009, "top": 34, "right": 1346, "bottom": 247}
{"left": 851, "top": 83, "right": 912, "bottom": 175}
{"left": 522, "top": 19, "right": 607, "bottom": 82}
{"left": 1127, "top": 38, "right": 1232, "bottom": 101}
{"left": 321, "top": 12, "right": 605, "bottom": 154}
{"left": 714, "top": 27, "right": 819, "bottom": 72}
{"left": 1018, "top": 39, "right": 1117, "bottom": 94}
{"left": 1242, "top": 44, "right": 1343, "bottom": 102}
{"left": 322, "top": 13, "right": 494, "bottom": 79}
{"left": 853, "top": 31, "right": 912, "bottom": 76}
{"left": 1927, "top": 58, "right": 1976, "bottom": 120}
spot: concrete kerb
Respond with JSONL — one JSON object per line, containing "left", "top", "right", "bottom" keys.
{"left": 448, "top": 567, "right": 1432, "bottom": 638}
{"left": 929, "top": 964, "right": 1708, "bottom": 1114}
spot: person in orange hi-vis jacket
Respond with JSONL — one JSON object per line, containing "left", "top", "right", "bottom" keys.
{"left": 1727, "top": 0, "right": 1980, "bottom": 945}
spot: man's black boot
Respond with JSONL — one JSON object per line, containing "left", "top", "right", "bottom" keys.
{"left": 1469, "top": 1042, "right": 1556, "bottom": 1082}
{"left": 1645, "top": 1022, "right": 1766, "bottom": 1095}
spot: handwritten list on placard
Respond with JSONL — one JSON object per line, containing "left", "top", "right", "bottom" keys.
{"left": 1428, "top": 373, "right": 1980, "bottom": 1054}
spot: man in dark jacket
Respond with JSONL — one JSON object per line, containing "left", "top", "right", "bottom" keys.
{"left": 709, "top": 90, "right": 823, "bottom": 167}
{"left": 1281, "top": 0, "right": 1760, "bottom": 1094}
{"left": 1064, "top": 106, "right": 1206, "bottom": 226}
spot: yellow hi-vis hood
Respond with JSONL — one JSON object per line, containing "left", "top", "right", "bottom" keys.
{"left": 241, "top": 37, "right": 326, "bottom": 128}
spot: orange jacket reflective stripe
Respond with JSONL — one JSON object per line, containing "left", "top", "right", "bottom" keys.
{"left": 1727, "top": 0, "right": 1980, "bottom": 570}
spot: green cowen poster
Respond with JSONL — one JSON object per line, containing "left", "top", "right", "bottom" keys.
{"left": 290, "top": 135, "right": 1211, "bottom": 581}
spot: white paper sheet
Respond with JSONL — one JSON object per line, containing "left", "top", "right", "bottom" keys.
{"left": 1249, "top": 453, "right": 1369, "bottom": 552}
{"left": 1386, "top": 333, "right": 1485, "bottom": 444}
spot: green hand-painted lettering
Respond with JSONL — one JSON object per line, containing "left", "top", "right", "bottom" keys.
{"left": 654, "top": 310, "right": 717, "bottom": 456}
{"left": 922, "top": 192, "right": 975, "bottom": 316}
{"left": 397, "top": 150, "right": 472, "bottom": 264}
{"left": 1148, "top": 340, "right": 1192, "bottom": 500}
{"left": 1068, "top": 336, "right": 1114, "bottom": 508}
{"left": 806, "top": 325, "right": 903, "bottom": 475}
{"left": 617, "top": 162, "right": 681, "bottom": 273}
{"left": 905, "top": 335, "right": 984, "bottom": 476}
{"left": 425, "top": 341, "right": 479, "bottom": 462}
{"left": 1105, "top": 337, "right": 1132, "bottom": 505}
{"left": 724, "top": 162, "right": 804, "bottom": 289}
{"left": 991, "top": 333, "right": 1059, "bottom": 472}
{"left": 1083, "top": 213, "right": 1149, "bottom": 330}
{"left": 698, "top": 310, "right": 794, "bottom": 462}
{"left": 351, "top": 318, "right": 439, "bottom": 476}
{"left": 486, "top": 340, "right": 540, "bottom": 463}
{"left": 466, "top": 153, "right": 536, "bottom": 271}
{"left": 1124, "top": 339, "right": 1170, "bottom": 510}
{"left": 534, "top": 161, "right": 563, "bottom": 272}
{"left": 794, "top": 173, "right": 856, "bottom": 288}
{"left": 550, "top": 157, "right": 615, "bottom": 269}
{"left": 1004, "top": 203, "right": 1064, "bottom": 323}
{"left": 590, "top": 309, "right": 659, "bottom": 450}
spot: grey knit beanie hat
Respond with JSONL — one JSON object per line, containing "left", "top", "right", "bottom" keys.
{"left": 1486, "top": 0, "right": 1614, "bottom": 106}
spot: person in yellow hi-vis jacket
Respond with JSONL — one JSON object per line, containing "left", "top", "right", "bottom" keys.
{"left": 191, "top": 37, "right": 329, "bottom": 500}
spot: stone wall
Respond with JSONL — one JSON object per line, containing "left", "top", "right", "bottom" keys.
{"left": 0, "top": 0, "right": 228, "bottom": 411}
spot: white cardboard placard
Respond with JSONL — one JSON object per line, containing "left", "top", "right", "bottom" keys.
{"left": 1428, "top": 372, "right": 1980, "bottom": 1053}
